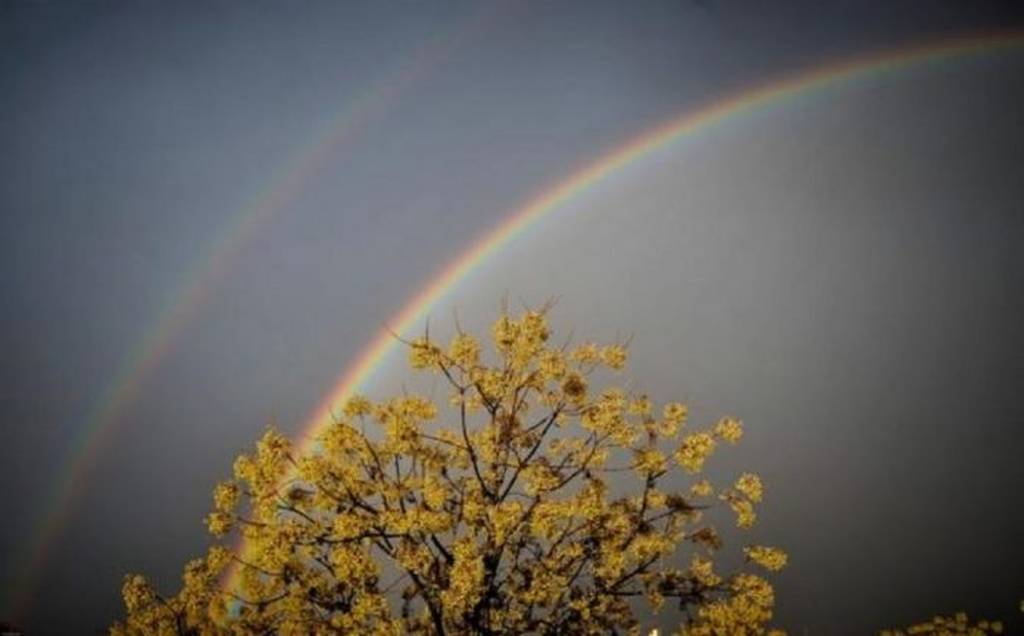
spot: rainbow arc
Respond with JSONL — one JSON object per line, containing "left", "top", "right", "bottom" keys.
{"left": 224, "top": 29, "right": 1024, "bottom": 590}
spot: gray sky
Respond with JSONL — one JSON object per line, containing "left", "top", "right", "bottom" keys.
{"left": 2, "top": 1, "right": 1022, "bottom": 633}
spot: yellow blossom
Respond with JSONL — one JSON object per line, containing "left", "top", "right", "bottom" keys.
{"left": 714, "top": 416, "right": 744, "bottom": 443}
{"left": 538, "top": 349, "right": 567, "bottom": 379}
{"left": 735, "top": 472, "right": 764, "bottom": 503}
{"left": 342, "top": 394, "right": 373, "bottom": 418}
{"left": 634, "top": 447, "right": 668, "bottom": 475}
{"left": 408, "top": 336, "right": 442, "bottom": 369}
{"left": 675, "top": 432, "right": 715, "bottom": 473}
{"left": 629, "top": 395, "right": 652, "bottom": 416}
{"left": 689, "top": 555, "right": 721, "bottom": 587}
{"left": 663, "top": 402, "right": 689, "bottom": 425}
{"left": 448, "top": 332, "right": 480, "bottom": 367}
{"left": 690, "top": 479, "right": 714, "bottom": 497}
{"left": 204, "top": 511, "right": 232, "bottom": 537}
{"left": 212, "top": 481, "right": 240, "bottom": 513}
{"left": 569, "top": 342, "right": 601, "bottom": 364}
{"left": 561, "top": 371, "right": 588, "bottom": 403}
{"left": 744, "top": 545, "right": 788, "bottom": 572}
{"left": 601, "top": 344, "right": 628, "bottom": 370}
{"left": 729, "top": 498, "right": 757, "bottom": 529}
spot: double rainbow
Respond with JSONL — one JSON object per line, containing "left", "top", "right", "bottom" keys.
{"left": 4, "top": 26, "right": 1021, "bottom": 618}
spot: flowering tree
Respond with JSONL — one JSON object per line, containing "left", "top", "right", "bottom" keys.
{"left": 112, "top": 307, "right": 786, "bottom": 635}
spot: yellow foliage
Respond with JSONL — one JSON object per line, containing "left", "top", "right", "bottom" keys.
{"left": 112, "top": 307, "right": 784, "bottom": 635}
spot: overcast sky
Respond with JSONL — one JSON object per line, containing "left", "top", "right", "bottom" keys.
{"left": 2, "top": 2, "right": 1023, "bottom": 633}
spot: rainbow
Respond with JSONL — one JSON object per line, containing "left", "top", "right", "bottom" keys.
{"left": 224, "top": 29, "right": 1024, "bottom": 590}
{"left": 2, "top": 3, "right": 507, "bottom": 621}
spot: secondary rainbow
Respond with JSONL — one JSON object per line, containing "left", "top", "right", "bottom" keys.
{"left": 2, "top": 5, "right": 508, "bottom": 621}
{"left": 226, "top": 29, "right": 1024, "bottom": 589}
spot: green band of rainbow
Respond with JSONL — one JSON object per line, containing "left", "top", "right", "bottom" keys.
{"left": 226, "top": 29, "right": 1024, "bottom": 590}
